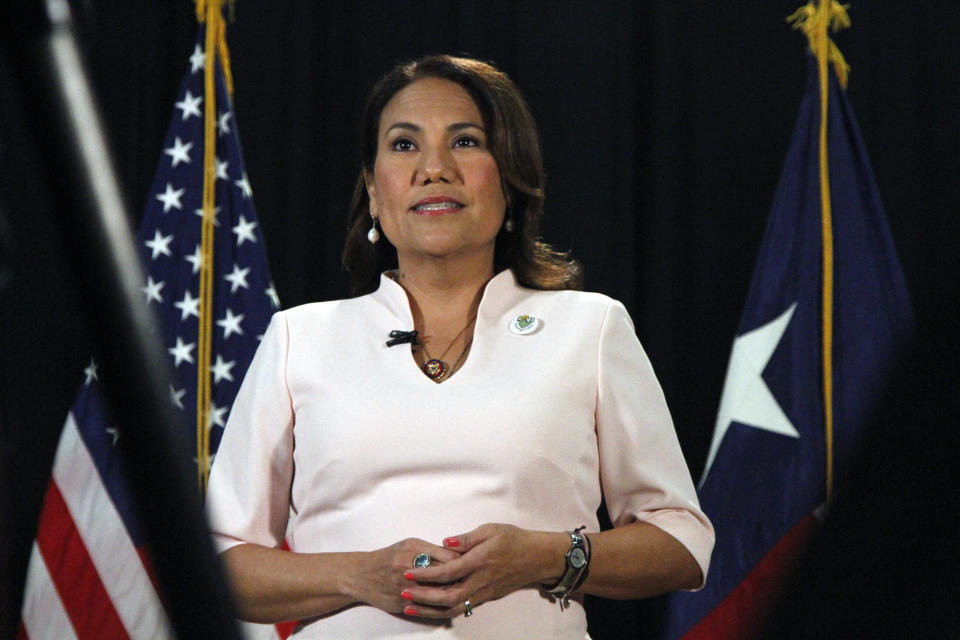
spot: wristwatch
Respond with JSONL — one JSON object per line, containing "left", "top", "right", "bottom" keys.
{"left": 543, "top": 526, "right": 590, "bottom": 609}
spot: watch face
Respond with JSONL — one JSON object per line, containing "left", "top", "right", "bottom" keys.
{"left": 570, "top": 548, "right": 587, "bottom": 569}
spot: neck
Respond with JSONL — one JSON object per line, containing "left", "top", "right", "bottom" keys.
{"left": 394, "top": 254, "right": 495, "bottom": 337}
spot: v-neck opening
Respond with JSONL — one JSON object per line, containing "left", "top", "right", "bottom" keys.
{"left": 373, "top": 269, "right": 519, "bottom": 388}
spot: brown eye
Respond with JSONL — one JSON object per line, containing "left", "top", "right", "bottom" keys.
{"left": 453, "top": 135, "right": 479, "bottom": 148}
{"left": 391, "top": 138, "right": 416, "bottom": 152}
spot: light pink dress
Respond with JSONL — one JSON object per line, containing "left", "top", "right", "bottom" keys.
{"left": 206, "top": 269, "right": 714, "bottom": 639}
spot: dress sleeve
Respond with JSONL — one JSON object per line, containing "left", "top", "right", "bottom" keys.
{"left": 205, "top": 312, "right": 294, "bottom": 554}
{"left": 595, "top": 300, "right": 715, "bottom": 586}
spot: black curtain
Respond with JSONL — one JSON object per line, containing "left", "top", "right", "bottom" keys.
{"left": 2, "top": 1, "right": 957, "bottom": 637}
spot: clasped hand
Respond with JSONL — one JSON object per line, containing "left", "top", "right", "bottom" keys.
{"left": 357, "top": 524, "right": 559, "bottom": 619}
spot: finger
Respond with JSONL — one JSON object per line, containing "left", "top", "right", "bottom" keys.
{"left": 402, "top": 546, "right": 464, "bottom": 584}
{"left": 401, "top": 541, "right": 460, "bottom": 570}
{"left": 401, "top": 580, "right": 472, "bottom": 610}
{"left": 442, "top": 523, "right": 496, "bottom": 553}
{"left": 401, "top": 603, "right": 456, "bottom": 619}
{"left": 400, "top": 585, "right": 468, "bottom": 620}
{"left": 403, "top": 599, "right": 478, "bottom": 618}
{"left": 421, "top": 542, "right": 461, "bottom": 564}
{"left": 405, "top": 553, "right": 473, "bottom": 585}
{"left": 442, "top": 534, "right": 465, "bottom": 550}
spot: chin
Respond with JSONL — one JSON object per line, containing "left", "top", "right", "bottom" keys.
{"left": 414, "top": 240, "right": 495, "bottom": 261}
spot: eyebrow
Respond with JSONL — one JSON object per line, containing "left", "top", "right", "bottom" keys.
{"left": 383, "top": 121, "right": 485, "bottom": 136}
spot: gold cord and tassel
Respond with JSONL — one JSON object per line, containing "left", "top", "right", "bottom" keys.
{"left": 193, "top": 0, "right": 235, "bottom": 496}
{"left": 787, "top": 1, "right": 851, "bottom": 500}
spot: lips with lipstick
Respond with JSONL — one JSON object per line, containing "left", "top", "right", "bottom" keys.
{"left": 411, "top": 196, "right": 465, "bottom": 216}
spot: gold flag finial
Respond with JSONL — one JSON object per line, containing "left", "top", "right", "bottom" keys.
{"left": 787, "top": 1, "right": 851, "bottom": 89}
{"left": 195, "top": 0, "right": 235, "bottom": 97}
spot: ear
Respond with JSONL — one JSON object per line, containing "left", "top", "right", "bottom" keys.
{"left": 365, "top": 170, "right": 378, "bottom": 216}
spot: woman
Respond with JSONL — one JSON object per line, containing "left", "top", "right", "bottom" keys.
{"left": 206, "top": 55, "right": 713, "bottom": 639}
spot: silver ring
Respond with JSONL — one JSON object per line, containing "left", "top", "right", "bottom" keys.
{"left": 464, "top": 600, "right": 473, "bottom": 617}
{"left": 413, "top": 553, "right": 431, "bottom": 568}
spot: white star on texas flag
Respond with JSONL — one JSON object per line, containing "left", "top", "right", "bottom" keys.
{"left": 700, "top": 302, "right": 799, "bottom": 486}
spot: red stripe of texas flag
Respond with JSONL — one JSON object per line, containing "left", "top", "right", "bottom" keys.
{"left": 683, "top": 512, "right": 821, "bottom": 640}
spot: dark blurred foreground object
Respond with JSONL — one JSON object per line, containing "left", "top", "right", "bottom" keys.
{"left": 0, "top": 1, "right": 239, "bottom": 638}
{"left": 767, "top": 250, "right": 960, "bottom": 638}
{"left": 0, "top": 204, "right": 11, "bottom": 294}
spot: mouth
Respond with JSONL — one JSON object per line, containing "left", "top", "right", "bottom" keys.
{"left": 411, "top": 197, "right": 465, "bottom": 216}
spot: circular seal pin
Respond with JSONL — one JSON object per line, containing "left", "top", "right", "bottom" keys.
{"left": 509, "top": 314, "right": 540, "bottom": 335}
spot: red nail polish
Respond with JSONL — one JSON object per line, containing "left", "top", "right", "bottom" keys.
{"left": 444, "top": 537, "right": 460, "bottom": 548}
{"left": 401, "top": 591, "right": 414, "bottom": 601}
{"left": 403, "top": 571, "right": 416, "bottom": 580}
{"left": 404, "top": 606, "right": 419, "bottom": 616}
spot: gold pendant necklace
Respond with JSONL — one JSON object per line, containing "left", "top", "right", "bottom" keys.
{"left": 420, "top": 316, "right": 476, "bottom": 381}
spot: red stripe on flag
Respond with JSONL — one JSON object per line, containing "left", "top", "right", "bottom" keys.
{"left": 35, "top": 482, "right": 130, "bottom": 640}
{"left": 276, "top": 620, "right": 296, "bottom": 639}
{"left": 16, "top": 620, "right": 29, "bottom": 640}
{"left": 682, "top": 512, "right": 820, "bottom": 640}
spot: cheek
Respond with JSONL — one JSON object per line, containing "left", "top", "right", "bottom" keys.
{"left": 477, "top": 162, "right": 506, "bottom": 208}
{"left": 371, "top": 164, "right": 404, "bottom": 208}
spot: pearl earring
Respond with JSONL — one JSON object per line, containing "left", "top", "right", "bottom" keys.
{"left": 504, "top": 209, "right": 515, "bottom": 233}
{"left": 367, "top": 214, "right": 380, "bottom": 244}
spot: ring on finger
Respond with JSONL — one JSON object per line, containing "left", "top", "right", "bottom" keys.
{"left": 464, "top": 600, "right": 473, "bottom": 617}
{"left": 413, "top": 553, "right": 431, "bottom": 568}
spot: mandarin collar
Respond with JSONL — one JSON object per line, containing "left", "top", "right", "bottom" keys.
{"left": 371, "top": 272, "right": 414, "bottom": 324}
{"left": 370, "top": 269, "right": 527, "bottom": 326}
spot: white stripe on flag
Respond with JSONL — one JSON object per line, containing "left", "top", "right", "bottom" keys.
{"left": 54, "top": 412, "right": 173, "bottom": 639}
{"left": 20, "top": 542, "right": 79, "bottom": 640}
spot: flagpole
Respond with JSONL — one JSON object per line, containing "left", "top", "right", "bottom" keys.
{"left": 788, "top": 1, "right": 850, "bottom": 500}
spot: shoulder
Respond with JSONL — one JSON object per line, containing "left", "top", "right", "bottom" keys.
{"left": 487, "top": 280, "right": 634, "bottom": 348}
{"left": 527, "top": 287, "right": 619, "bottom": 309}
{"left": 260, "top": 295, "right": 387, "bottom": 352}
{"left": 273, "top": 293, "right": 378, "bottom": 327}
{"left": 517, "top": 285, "right": 629, "bottom": 326}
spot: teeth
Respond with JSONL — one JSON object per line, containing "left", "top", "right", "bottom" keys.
{"left": 416, "top": 202, "right": 461, "bottom": 211}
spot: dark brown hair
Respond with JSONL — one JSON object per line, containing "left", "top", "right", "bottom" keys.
{"left": 341, "top": 54, "right": 582, "bottom": 296}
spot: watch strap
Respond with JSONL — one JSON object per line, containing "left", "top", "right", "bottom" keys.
{"left": 543, "top": 526, "right": 590, "bottom": 609}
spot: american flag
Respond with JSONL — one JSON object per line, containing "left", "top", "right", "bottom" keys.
{"left": 19, "top": 25, "right": 284, "bottom": 639}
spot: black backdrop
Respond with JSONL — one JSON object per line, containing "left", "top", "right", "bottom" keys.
{"left": 2, "top": 1, "right": 958, "bottom": 637}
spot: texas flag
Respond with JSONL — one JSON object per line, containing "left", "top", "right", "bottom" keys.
{"left": 658, "top": 55, "right": 914, "bottom": 639}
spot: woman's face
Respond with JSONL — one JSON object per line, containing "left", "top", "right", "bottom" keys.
{"left": 366, "top": 77, "right": 506, "bottom": 267}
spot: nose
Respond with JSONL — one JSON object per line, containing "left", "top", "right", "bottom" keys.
{"left": 417, "top": 144, "right": 457, "bottom": 185}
